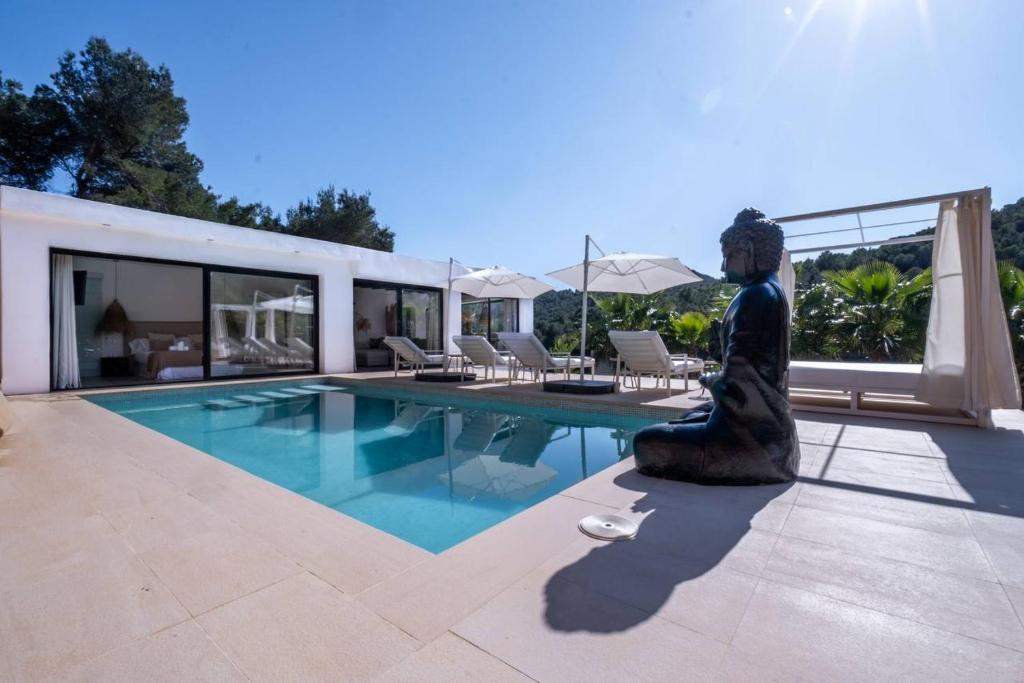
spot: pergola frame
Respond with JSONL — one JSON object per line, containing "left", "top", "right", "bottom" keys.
{"left": 772, "top": 186, "right": 989, "bottom": 255}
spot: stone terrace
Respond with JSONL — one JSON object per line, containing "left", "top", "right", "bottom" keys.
{"left": 1, "top": 375, "right": 1023, "bottom": 681}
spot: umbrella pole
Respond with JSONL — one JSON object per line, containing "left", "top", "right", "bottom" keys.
{"left": 446, "top": 258, "right": 454, "bottom": 359}
{"left": 578, "top": 235, "right": 590, "bottom": 382}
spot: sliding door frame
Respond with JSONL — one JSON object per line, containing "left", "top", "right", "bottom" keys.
{"left": 461, "top": 296, "right": 521, "bottom": 342}
{"left": 353, "top": 278, "right": 444, "bottom": 350}
{"left": 48, "top": 247, "right": 320, "bottom": 391}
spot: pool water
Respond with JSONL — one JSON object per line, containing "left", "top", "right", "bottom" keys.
{"left": 89, "top": 381, "right": 654, "bottom": 553}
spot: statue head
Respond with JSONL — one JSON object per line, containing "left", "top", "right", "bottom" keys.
{"left": 720, "top": 208, "right": 784, "bottom": 283}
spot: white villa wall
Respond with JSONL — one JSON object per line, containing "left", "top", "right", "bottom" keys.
{"left": 0, "top": 187, "right": 535, "bottom": 394}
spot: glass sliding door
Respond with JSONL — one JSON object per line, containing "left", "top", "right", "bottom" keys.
{"left": 209, "top": 270, "right": 316, "bottom": 377}
{"left": 352, "top": 280, "right": 443, "bottom": 369}
{"left": 461, "top": 296, "right": 519, "bottom": 343}
{"left": 50, "top": 251, "right": 204, "bottom": 389}
{"left": 401, "top": 288, "right": 442, "bottom": 351}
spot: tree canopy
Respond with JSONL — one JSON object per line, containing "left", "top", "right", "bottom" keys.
{"left": 0, "top": 37, "right": 395, "bottom": 251}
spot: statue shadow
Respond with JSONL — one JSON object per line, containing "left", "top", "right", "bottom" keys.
{"left": 543, "top": 469, "right": 793, "bottom": 633}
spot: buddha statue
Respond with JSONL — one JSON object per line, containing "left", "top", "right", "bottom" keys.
{"left": 633, "top": 208, "right": 800, "bottom": 484}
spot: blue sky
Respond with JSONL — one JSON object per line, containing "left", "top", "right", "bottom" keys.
{"left": 3, "top": 0, "right": 1022, "bottom": 276}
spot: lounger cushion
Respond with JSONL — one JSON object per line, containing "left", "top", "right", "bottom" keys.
{"left": 789, "top": 361, "right": 922, "bottom": 393}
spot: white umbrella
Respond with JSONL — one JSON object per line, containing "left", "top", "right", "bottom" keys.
{"left": 442, "top": 259, "right": 553, "bottom": 355}
{"left": 547, "top": 236, "right": 702, "bottom": 381}
{"left": 257, "top": 294, "right": 314, "bottom": 314}
{"left": 547, "top": 252, "right": 700, "bottom": 294}
{"left": 448, "top": 265, "right": 554, "bottom": 299}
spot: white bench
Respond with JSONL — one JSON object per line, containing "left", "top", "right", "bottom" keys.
{"left": 789, "top": 361, "right": 922, "bottom": 410}
{"left": 787, "top": 360, "right": 978, "bottom": 425}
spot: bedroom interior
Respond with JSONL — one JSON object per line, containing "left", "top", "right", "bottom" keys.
{"left": 50, "top": 251, "right": 318, "bottom": 390}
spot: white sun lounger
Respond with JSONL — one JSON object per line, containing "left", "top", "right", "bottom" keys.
{"left": 383, "top": 336, "right": 447, "bottom": 376}
{"left": 608, "top": 330, "right": 705, "bottom": 396}
{"left": 496, "top": 332, "right": 595, "bottom": 385}
{"left": 452, "top": 335, "right": 511, "bottom": 380}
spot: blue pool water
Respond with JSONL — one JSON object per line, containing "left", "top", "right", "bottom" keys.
{"left": 88, "top": 381, "right": 654, "bottom": 553}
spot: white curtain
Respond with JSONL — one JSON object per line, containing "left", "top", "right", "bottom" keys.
{"left": 211, "top": 307, "right": 228, "bottom": 359}
{"left": 264, "top": 309, "right": 276, "bottom": 343}
{"left": 916, "top": 192, "right": 1021, "bottom": 422}
{"left": 779, "top": 249, "right": 796, "bottom": 319}
{"left": 244, "top": 308, "right": 257, "bottom": 339}
{"left": 51, "top": 254, "right": 81, "bottom": 389}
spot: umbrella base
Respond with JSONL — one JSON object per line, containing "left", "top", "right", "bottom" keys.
{"left": 415, "top": 372, "right": 477, "bottom": 383}
{"left": 543, "top": 379, "right": 617, "bottom": 395}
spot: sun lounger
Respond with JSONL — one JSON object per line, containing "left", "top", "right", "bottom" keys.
{"left": 496, "top": 332, "right": 595, "bottom": 385}
{"left": 608, "top": 330, "right": 705, "bottom": 395}
{"left": 452, "top": 335, "right": 511, "bottom": 380}
{"left": 383, "top": 336, "right": 447, "bottom": 376}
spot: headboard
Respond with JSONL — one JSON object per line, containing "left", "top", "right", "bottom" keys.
{"left": 128, "top": 321, "right": 203, "bottom": 340}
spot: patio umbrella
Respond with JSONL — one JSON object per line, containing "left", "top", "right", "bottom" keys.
{"left": 547, "top": 236, "right": 702, "bottom": 380}
{"left": 448, "top": 265, "right": 554, "bottom": 299}
{"left": 257, "top": 294, "right": 314, "bottom": 314}
{"left": 441, "top": 259, "right": 554, "bottom": 354}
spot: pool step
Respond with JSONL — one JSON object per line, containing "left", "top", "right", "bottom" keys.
{"left": 203, "top": 399, "right": 250, "bottom": 410}
{"left": 203, "top": 384, "right": 347, "bottom": 410}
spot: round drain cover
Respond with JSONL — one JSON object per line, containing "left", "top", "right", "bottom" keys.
{"left": 578, "top": 514, "right": 639, "bottom": 541}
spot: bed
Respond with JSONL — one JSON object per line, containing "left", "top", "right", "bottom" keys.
{"left": 128, "top": 321, "right": 204, "bottom": 381}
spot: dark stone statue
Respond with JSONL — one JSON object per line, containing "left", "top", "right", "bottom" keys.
{"left": 633, "top": 208, "right": 800, "bottom": 484}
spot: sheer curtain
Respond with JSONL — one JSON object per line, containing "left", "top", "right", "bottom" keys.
{"left": 51, "top": 254, "right": 81, "bottom": 389}
{"left": 916, "top": 192, "right": 1021, "bottom": 423}
{"left": 778, "top": 249, "right": 796, "bottom": 319}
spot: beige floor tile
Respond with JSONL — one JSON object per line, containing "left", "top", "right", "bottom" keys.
{"left": 781, "top": 505, "right": 996, "bottom": 581}
{"left": 763, "top": 535, "right": 1024, "bottom": 650}
{"left": 103, "top": 493, "right": 240, "bottom": 554}
{"left": 358, "top": 494, "right": 615, "bottom": 643}
{"left": 978, "top": 540, "right": 1024, "bottom": 590}
{"left": 557, "top": 456, "right": 650, "bottom": 509}
{"left": 0, "top": 514, "right": 135, "bottom": 594}
{"left": 191, "top": 477, "right": 430, "bottom": 594}
{"left": 606, "top": 504, "right": 781, "bottom": 577}
{"left": 77, "top": 461, "right": 182, "bottom": 513}
{"left": 802, "top": 464, "right": 958, "bottom": 498}
{"left": 806, "top": 446, "right": 949, "bottom": 482}
{"left": 57, "top": 620, "right": 246, "bottom": 682}
{"left": 140, "top": 529, "right": 303, "bottom": 616}
{"left": 0, "top": 556, "right": 188, "bottom": 681}
{"left": 454, "top": 571, "right": 727, "bottom": 682}
{"left": 715, "top": 648, "right": 819, "bottom": 683}
{"left": 793, "top": 478, "right": 973, "bottom": 536}
{"left": 823, "top": 422, "right": 935, "bottom": 456}
{"left": 731, "top": 581, "right": 1024, "bottom": 682}
{"left": 1005, "top": 586, "right": 1024, "bottom": 629}
{"left": 198, "top": 573, "right": 418, "bottom": 682}
{"left": 533, "top": 536, "right": 760, "bottom": 643}
{"left": 0, "top": 471, "right": 20, "bottom": 503}
{"left": 376, "top": 632, "right": 531, "bottom": 682}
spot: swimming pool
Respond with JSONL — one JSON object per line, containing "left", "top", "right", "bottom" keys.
{"left": 88, "top": 380, "right": 655, "bottom": 553}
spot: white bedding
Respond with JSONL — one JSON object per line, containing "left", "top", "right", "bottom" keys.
{"left": 156, "top": 365, "right": 203, "bottom": 381}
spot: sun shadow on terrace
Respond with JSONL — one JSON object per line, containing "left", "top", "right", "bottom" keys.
{"left": 542, "top": 410, "right": 1024, "bottom": 634}
{"left": 543, "top": 467, "right": 793, "bottom": 634}
{"left": 798, "top": 413, "right": 1024, "bottom": 519}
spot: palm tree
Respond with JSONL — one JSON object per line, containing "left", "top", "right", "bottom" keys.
{"left": 998, "top": 261, "right": 1024, "bottom": 399}
{"left": 587, "top": 293, "right": 671, "bottom": 359}
{"left": 823, "top": 261, "right": 932, "bottom": 362}
{"left": 669, "top": 311, "right": 711, "bottom": 356}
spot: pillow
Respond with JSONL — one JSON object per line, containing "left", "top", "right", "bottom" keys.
{"left": 174, "top": 336, "right": 193, "bottom": 351}
{"left": 189, "top": 334, "right": 204, "bottom": 348}
{"left": 148, "top": 332, "right": 174, "bottom": 351}
{"left": 128, "top": 338, "right": 150, "bottom": 355}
